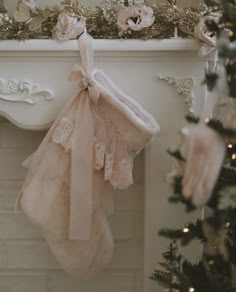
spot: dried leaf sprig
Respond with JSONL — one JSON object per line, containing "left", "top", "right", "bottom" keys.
{"left": 0, "top": 0, "right": 200, "bottom": 40}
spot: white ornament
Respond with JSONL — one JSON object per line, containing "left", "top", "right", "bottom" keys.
{"left": 179, "top": 123, "right": 225, "bottom": 207}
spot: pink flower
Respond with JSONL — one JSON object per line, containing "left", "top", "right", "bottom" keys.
{"left": 194, "top": 16, "right": 219, "bottom": 56}
{"left": 117, "top": 6, "right": 155, "bottom": 32}
{"left": 53, "top": 13, "right": 86, "bottom": 41}
{"left": 195, "top": 16, "right": 217, "bottom": 47}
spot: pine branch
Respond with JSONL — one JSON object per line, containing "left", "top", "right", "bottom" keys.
{"left": 167, "top": 149, "right": 185, "bottom": 161}
{"left": 207, "top": 119, "right": 236, "bottom": 138}
{"left": 185, "top": 114, "right": 200, "bottom": 124}
{"left": 159, "top": 219, "right": 205, "bottom": 245}
{"left": 153, "top": 2, "right": 236, "bottom": 290}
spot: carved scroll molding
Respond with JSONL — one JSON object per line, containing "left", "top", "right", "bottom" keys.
{"left": 159, "top": 75, "right": 195, "bottom": 113}
{"left": 0, "top": 79, "right": 54, "bottom": 104}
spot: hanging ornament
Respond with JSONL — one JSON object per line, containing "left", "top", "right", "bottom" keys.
{"left": 172, "top": 123, "right": 226, "bottom": 207}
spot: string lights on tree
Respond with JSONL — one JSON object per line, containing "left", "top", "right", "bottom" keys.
{"left": 151, "top": 1, "right": 236, "bottom": 291}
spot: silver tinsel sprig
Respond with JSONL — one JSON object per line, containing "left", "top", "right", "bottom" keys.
{"left": 0, "top": 0, "right": 200, "bottom": 40}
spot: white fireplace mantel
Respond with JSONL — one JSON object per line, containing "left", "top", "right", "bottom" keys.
{"left": 0, "top": 38, "right": 199, "bottom": 52}
{"left": 0, "top": 39, "right": 204, "bottom": 129}
{"left": 0, "top": 38, "right": 208, "bottom": 292}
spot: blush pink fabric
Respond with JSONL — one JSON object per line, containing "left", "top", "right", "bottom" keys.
{"left": 169, "top": 123, "right": 225, "bottom": 208}
{"left": 18, "top": 29, "right": 159, "bottom": 277}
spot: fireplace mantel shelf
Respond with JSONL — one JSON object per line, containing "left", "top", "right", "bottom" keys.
{"left": 0, "top": 38, "right": 200, "bottom": 52}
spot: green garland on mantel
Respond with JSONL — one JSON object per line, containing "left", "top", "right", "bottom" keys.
{"left": 0, "top": 0, "right": 201, "bottom": 41}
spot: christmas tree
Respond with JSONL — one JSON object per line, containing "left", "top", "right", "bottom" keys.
{"left": 151, "top": 1, "right": 236, "bottom": 291}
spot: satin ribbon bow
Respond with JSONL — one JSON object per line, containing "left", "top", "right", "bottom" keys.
{"left": 70, "top": 64, "right": 100, "bottom": 104}
{"left": 68, "top": 59, "right": 100, "bottom": 240}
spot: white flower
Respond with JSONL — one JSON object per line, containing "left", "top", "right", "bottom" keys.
{"left": 117, "top": 5, "right": 155, "bottom": 31}
{"left": 53, "top": 13, "right": 86, "bottom": 41}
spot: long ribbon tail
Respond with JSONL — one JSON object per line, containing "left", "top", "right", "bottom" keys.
{"left": 69, "top": 90, "right": 94, "bottom": 240}
{"left": 201, "top": 55, "right": 218, "bottom": 121}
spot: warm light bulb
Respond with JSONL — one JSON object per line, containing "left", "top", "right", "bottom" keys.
{"left": 205, "top": 117, "right": 210, "bottom": 123}
{"left": 189, "top": 288, "right": 195, "bottom": 292}
{"left": 225, "top": 222, "right": 231, "bottom": 228}
{"left": 183, "top": 228, "right": 190, "bottom": 233}
{"left": 225, "top": 22, "right": 232, "bottom": 27}
{"left": 232, "top": 154, "right": 236, "bottom": 160}
{"left": 228, "top": 144, "right": 233, "bottom": 149}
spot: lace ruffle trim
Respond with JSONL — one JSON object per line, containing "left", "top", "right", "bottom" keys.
{"left": 52, "top": 117, "right": 73, "bottom": 150}
{"left": 51, "top": 114, "right": 134, "bottom": 189}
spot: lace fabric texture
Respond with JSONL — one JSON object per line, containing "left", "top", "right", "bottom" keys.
{"left": 52, "top": 117, "right": 73, "bottom": 150}
{"left": 51, "top": 107, "right": 135, "bottom": 189}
